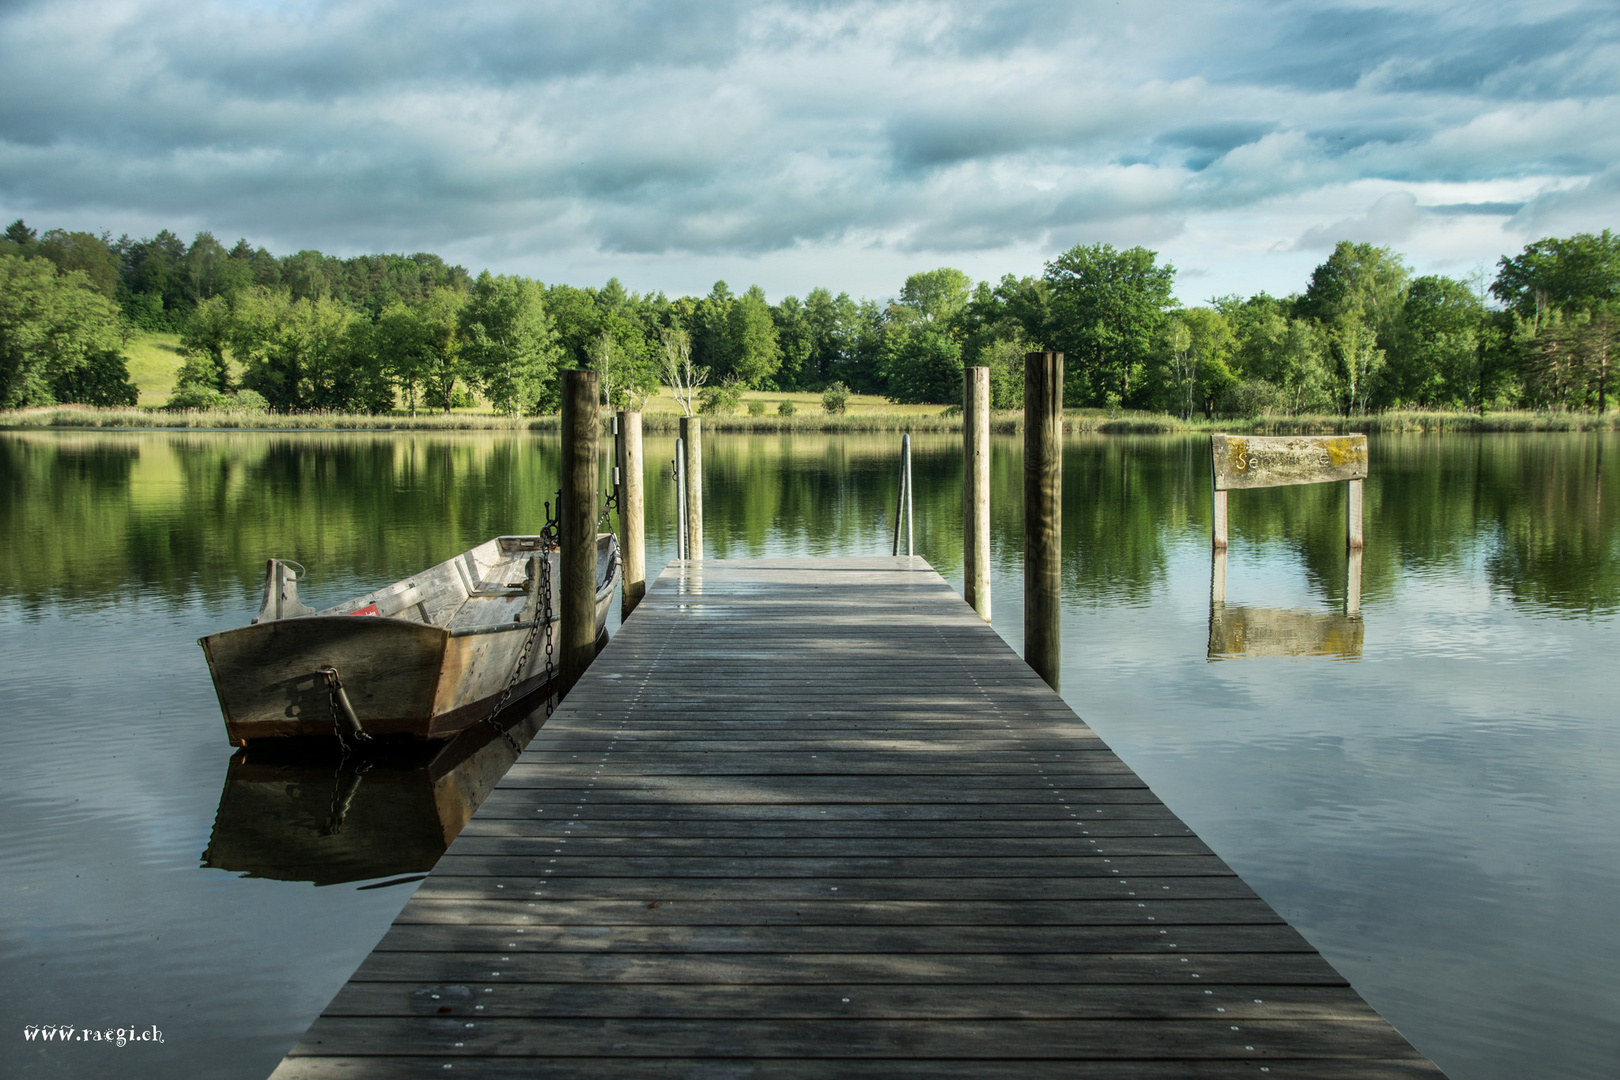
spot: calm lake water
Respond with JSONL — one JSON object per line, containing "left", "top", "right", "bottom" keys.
{"left": 2, "top": 428, "right": 1617, "bottom": 1079}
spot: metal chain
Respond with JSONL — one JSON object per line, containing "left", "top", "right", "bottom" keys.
{"left": 476, "top": 483, "right": 618, "bottom": 748}
{"left": 475, "top": 492, "right": 563, "bottom": 752}
{"left": 325, "top": 676, "right": 359, "bottom": 759}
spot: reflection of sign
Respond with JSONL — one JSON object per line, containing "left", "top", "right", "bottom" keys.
{"left": 1208, "top": 606, "right": 1364, "bottom": 660}
{"left": 1212, "top": 434, "right": 1367, "bottom": 491}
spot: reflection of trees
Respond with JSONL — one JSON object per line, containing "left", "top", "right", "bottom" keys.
{"left": 0, "top": 432, "right": 563, "bottom": 612}
{"left": 1060, "top": 437, "right": 1174, "bottom": 607}
{"left": 4, "top": 430, "right": 1615, "bottom": 619}
{"left": 1479, "top": 435, "right": 1618, "bottom": 615}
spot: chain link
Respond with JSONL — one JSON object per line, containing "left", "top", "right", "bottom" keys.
{"left": 475, "top": 492, "right": 563, "bottom": 753}
{"left": 476, "top": 480, "right": 619, "bottom": 753}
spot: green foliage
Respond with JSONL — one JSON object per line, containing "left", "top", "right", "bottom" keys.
{"left": 747, "top": 399, "right": 768, "bottom": 416}
{"left": 896, "top": 267, "right": 972, "bottom": 325}
{"left": 37, "top": 230, "right": 119, "bottom": 298}
{"left": 881, "top": 325, "right": 964, "bottom": 405}
{"left": 229, "top": 288, "right": 382, "bottom": 411}
{"left": 1492, "top": 230, "right": 1620, "bottom": 319}
{"left": 777, "top": 399, "right": 797, "bottom": 416}
{"left": 51, "top": 348, "right": 139, "bottom": 407}
{"left": 458, "top": 272, "right": 560, "bottom": 416}
{"left": 1042, "top": 243, "right": 1176, "bottom": 407}
{"left": 724, "top": 285, "right": 782, "bottom": 387}
{"left": 166, "top": 383, "right": 229, "bottom": 410}
{"left": 177, "top": 295, "right": 235, "bottom": 392}
{"left": 821, "top": 380, "right": 850, "bottom": 414}
{"left": 0, "top": 255, "right": 131, "bottom": 408}
{"left": 698, "top": 376, "right": 745, "bottom": 416}
{"left": 11, "top": 213, "right": 1620, "bottom": 421}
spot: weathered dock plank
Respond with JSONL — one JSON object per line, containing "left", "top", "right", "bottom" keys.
{"left": 272, "top": 557, "right": 1440, "bottom": 1078}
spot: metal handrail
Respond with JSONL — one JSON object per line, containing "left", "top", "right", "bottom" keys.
{"left": 674, "top": 436, "right": 688, "bottom": 560}
{"left": 892, "top": 433, "right": 913, "bottom": 557}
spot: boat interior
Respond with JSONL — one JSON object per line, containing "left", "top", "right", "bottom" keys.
{"left": 254, "top": 535, "right": 616, "bottom": 634}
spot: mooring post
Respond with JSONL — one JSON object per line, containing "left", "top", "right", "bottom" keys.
{"left": 964, "top": 366, "right": 991, "bottom": 621}
{"left": 1346, "top": 477, "right": 1364, "bottom": 550}
{"left": 1212, "top": 453, "right": 1229, "bottom": 550}
{"left": 615, "top": 410, "right": 645, "bottom": 619}
{"left": 1024, "top": 351, "right": 1063, "bottom": 692}
{"left": 560, "top": 369, "right": 599, "bottom": 695}
{"left": 1211, "top": 546, "right": 1227, "bottom": 607}
{"left": 1345, "top": 545, "right": 1363, "bottom": 617}
{"left": 680, "top": 415, "right": 703, "bottom": 562}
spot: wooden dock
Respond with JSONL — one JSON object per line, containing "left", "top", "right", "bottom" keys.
{"left": 273, "top": 557, "right": 1441, "bottom": 1078}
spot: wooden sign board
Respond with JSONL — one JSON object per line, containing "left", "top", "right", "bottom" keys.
{"left": 1212, "top": 434, "right": 1367, "bottom": 491}
{"left": 1208, "top": 606, "right": 1364, "bottom": 660}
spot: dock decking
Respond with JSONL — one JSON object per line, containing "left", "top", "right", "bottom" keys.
{"left": 273, "top": 557, "right": 1440, "bottom": 1078}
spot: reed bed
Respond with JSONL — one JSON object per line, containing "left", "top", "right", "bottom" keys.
{"left": 4, "top": 404, "right": 1616, "bottom": 435}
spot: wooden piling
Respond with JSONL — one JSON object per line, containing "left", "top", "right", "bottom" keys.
{"left": 964, "top": 366, "right": 991, "bottom": 621}
{"left": 559, "top": 369, "right": 599, "bottom": 694}
{"left": 1212, "top": 486, "right": 1229, "bottom": 549}
{"left": 1347, "top": 477, "right": 1364, "bottom": 550}
{"left": 1024, "top": 351, "right": 1063, "bottom": 692}
{"left": 615, "top": 410, "right": 645, "bottom": 619}
{"left": 680, "top": 415, "right": 703, "bottom": 562}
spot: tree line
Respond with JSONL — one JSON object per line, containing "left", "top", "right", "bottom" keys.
{"left": 1, "top": 216, "right": 1616, "bottom": 415}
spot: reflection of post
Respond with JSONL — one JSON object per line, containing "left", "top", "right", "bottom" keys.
{"left": 1024, "top": 351, "right": 1063, "bottom": 692}
{"left": 1346, "top": 477, "right": 1364, "bottom": 550}
{"left": 615, "top": 410, "right": 645, "bottom": 619}
{"left": 560, "top": 369, "right": 599, "bottom": 695}
{"left": 1345, "top": 545, "right": 1362, "bottom": 617}
{"left": 1210, "top": 546, "right": 1227, "bottom": 607}
{"left": 964, "top": 366, "right": 991, "bottom": 621}
{"left": 680, "top": 415, "right": 703, "bottom": 562}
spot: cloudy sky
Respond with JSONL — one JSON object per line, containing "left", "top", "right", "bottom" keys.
{"left": 2, "top": 0, "right": 1617, "bottom": 304}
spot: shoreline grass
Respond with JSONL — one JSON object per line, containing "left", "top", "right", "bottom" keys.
{"left": 5, "top": 403, "right": 1617, "bottom": 435}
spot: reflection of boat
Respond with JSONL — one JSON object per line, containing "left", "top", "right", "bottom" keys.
{"left": 199, "top": 534, "right": 619, "bottom": 746}
{"left": 201, "top": 708, "right": 542, "bottom": 886}
{"left": 1208, "top": 605, "right": 1364, "bottom": 660}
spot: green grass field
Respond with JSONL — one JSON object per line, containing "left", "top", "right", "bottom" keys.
{"left": 15, "top": 341, "right": 1607, "bottom": 434}
{"left": 122, "top": 332, "right": 186, "bottom": 407}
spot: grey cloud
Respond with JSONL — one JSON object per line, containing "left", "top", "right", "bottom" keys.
{"left": 1294, "top": 191, "right": 1423, "bottom": 250}
{"left": 1426, "top": 202, "right": 1524, "bottom": 217}
{"left": 1509, "top": 165, "right": 1620, "bottom": 237}
{"left": 1216, "top": 3, "right": 1607, "bottom": 100}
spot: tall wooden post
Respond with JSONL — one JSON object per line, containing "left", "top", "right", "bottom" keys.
{"left": 1345, "top": 545, "right": 1363, "bottom": 617}
{"left": 964, "top": 366, "right": 991, "bottom": 621}
{"left": 615, "top": 410, "right": 645, "bottom": 619}
{"left": 1024, "top": 351, "right": 1063, "bottom": 692}
{"left": 560, "top": 369, "right": 599, "bottom": 695}
{"left": 1346, "top": 478, "right": 1364, "bottom": 550}
{"left": 1212, "top": 482, "right": 1229, "bottom": 549}
{"left": 680, "top": 415, "right": 703, "bottom": 562}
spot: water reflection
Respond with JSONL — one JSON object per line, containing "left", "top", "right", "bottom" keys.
{"left": 3, "top": 428, "right": 1619, "bottom": 1080}
{"left": 1208, "top": 605, "right": 1365, "bottom": 660}
{"left": 1209, "top": 545, "right": 1364, "bottom": 659}
{"left": 203, "top": 709, "right": 541, "bottom": 886}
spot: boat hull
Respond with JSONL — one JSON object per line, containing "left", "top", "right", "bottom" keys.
{"left": 200, "top": 535, "right": 618, "bottom": 745}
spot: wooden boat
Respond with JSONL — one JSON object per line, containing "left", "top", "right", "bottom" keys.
{"left": 199, "top": 534, "right": 619, "bottom": 746}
